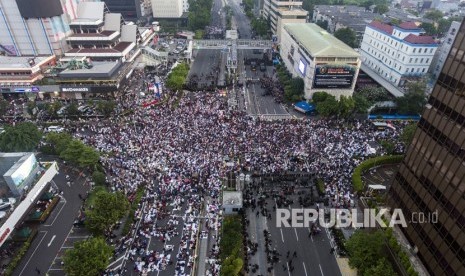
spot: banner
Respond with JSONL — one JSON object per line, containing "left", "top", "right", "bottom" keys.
{"left": 313, "top": 64, "right": 356, "bottom": 89}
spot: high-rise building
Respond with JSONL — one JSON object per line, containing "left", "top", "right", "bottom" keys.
{"left": 387, "top": 19, "right": 465, "bottom": 276}
{"left": 431, "top": 21, "right": 461, "bottom": 79}
{"left": 103, "top": 0, "right": 139, "bottom": 21}
{"left": 151, "top": 0, "right": 183, "bottom": 18}
{"left": 262, "top": 0, "right": 308, "bottom": 41}
{"left": 0, "top": 0, "right": 80, "bottom": 56}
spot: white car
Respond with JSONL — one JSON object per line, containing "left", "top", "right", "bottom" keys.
{"left": 0, "top": 211, "right": 6, "bottom": 219}
{"left": 47, "top": 126, "right": 65, "bottom": 133}
{"left": 0, "top": 198, "right": 15, "bottom": 210}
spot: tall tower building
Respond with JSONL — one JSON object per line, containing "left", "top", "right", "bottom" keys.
{"left": 151, "top": 0, "right": 183, "bottom": 18}
{"left": 387, "top": 20, "right": 465, "bottom": 276}
{"left": 0, "top": 0, "right": 81, "bottom": 56}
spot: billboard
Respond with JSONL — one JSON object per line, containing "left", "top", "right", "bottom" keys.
{"left": 10, "top": 154, "right": 38, "bottom": 186}
{"left": 15, "top": 0, "right": 63, "bottom": 18}
{"left": 313, "top": 65, "right": 356, "bottom": 89}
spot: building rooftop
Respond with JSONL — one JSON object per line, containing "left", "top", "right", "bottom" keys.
{"left": 65, "top": 42, "right": 134, "bottom": 55}
{"left": 284, "top": 23, "right": 360, "bottom": 57}
{"left": 222, "top": 191, "right": 243, "bottom": 206}
{"left": 368, "top": 21, "right": 438, "bottom": 45}
{"left": 58, "top": 61, "right": 122, "bottom": 78}
{"left": 0, "top": 56, "right": 54, "bottom": 70}
{"left": 68, "top": 31, "right": 117, "bottom": 38}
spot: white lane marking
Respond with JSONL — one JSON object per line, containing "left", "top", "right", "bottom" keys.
{"left": 19, "top": 232, "right": 48, "bottom": 276}
{"left": 280, "top": 228, "right": 284, "bottom": 243}
{"left": 286, "top": 262, "right": 291, "bottom": 276}
{"left": 48, "top": 235, "right": 56, "bottom": 247}
{"left": 44, "top": 199, "right": 66, "bottom": 226}
{"left": 303, "top": 262, "right": 308, "bottom": 276}
{"left": 294, "top": 228, "right": 299, "bottom": 241}
{"left": 319, "top": 264, "right": 325, "bottom": 276}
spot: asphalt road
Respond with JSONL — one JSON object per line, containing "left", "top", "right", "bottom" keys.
{"left": 246, "top": 181, "right": 342, "bottom": 276}
{"left": 189, "top": 49, "right": 222, "bottom": 88}
{"left": 13, "top": 163, "right": 90, "bottom": 276}
{"left": 227, "top": 0, "right": 252, "bottom": 38}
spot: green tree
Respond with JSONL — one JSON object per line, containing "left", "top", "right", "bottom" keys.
{"left": 363, "top": 258, "right": 397, "bottom": 276}
{"left": 356, "top": 86, "right": 392, "bottom": 103}
{"left": 312, "top": 91, "right": 330, "bottom": 103}
{"left": 345, "top": 230, "right": 385, "bottom": 274}
{"left": 338, "top": 95, "right": 355, "bottom": 117}
{"left": 401, "top": 123, "right": 417, "bottom": 145}
{"left": 96, "top": 101, "right": 115, "bottom": 117}
{"left": 360, "top": 0, "right": 374, "bottom": 9}
{"left": 316, "top": 94, "right": 338, "bottom": 117}
{"left": 396, "top": 82, "right": 427, "bottom": 114}
{"left": 251, "top": 18, "right": 270, "bottom": 37}
{"left": 63, "top": 237, "right": 113, "bottom": 276}
{"left": 334, "top": 27, "right": 358, "bottom": 48}
{"left": 47, "top": 101, "right": 62, "bottom": 117}
{"left": 26, "top": 101, "right": 37, "bottom": 117}
{"left": 194, "top": 29, "right": 204, "bottom": 39}
{"left": 44, "top": 132, "right": 73, "bottom": 155}
{"left": 67, "top": 103, "right": 80, "bottom": 117}
{"left": 380, "top": 140, "right": 395, "bottom": 154}
{"left": 60, "top": 140, "right": 100, "bottom": 169}
{"left": 373, "top": 4, "right": 389, "bottom": 14}
{"left": 420, "top": 22, "right": 438, "bottom": 36}
{"left": 85, "top": 190, "right": 129, "bottom": 235}
{"left": 0, "top": 122, "right": 42, "bottom": 152}
{"left": 353, "top": 93, "right": 371, "bottom": 113}
{"left": 220, "top": 216, "right": 243, "bottom": 276}
{"left": 0, "top": 99, "right": 8, "bottom": 117}
{"left": 424, "top": 9, "right": 444, "bottom": 22}
{"left": 92, "top": 171, "right": 107, "bottom": 186}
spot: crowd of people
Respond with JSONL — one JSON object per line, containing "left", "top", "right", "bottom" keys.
{"left": 70, "top": 65, "right": 409, "bottom": 274}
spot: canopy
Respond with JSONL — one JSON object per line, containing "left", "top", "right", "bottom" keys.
{"left": 294, "top": 101, "right": 315, "bottom": 113}
{"left": 368, "top": 184, "right": 386, "bottom": 190}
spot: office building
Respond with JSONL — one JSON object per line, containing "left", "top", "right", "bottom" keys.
{"left": 0, "top": 0, "right": 81, "bottom": 57}
{"left": 387, "top": 19, "right": 465, "bottom": 276}
{"left": 280, "top": 23, "right": 360, "bottom": 99}
{"left": 262, "top": 0, "right": 308, "bottom": 41}
{"left": 151, "top": 0, "right": 183, "bottom": 18}
{"left": 103, "top": 0, "right": 141, "bottom": 21}
{"left": 360, "top": 21, "right": 438, "bottom": 88}
{"left": 431, "top": 21, "right": 461, "bottom": 79}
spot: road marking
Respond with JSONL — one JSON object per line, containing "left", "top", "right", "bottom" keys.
{"left": 67, "top": 236, "right": 90, "bottom": 239}
{"left": 319, "top": 264, "right": 325, "bottom": 276}
{"left": 280, "top": 229, "right": 284, "bottom": 243}
{"left": 108, "top": 255, "right": 125, "bottom": 267}
{"left": 286, "top": 262, "right": 291, "bottom": 276}
{"left": 307, "top": 228, "right": 314, "bottom": 242}
{"left": 48, "top": 235, "right": 56, "bottom": 247}
{"left": 303, "top": 262, "right": 308, "bottom": 276}
{"left": 18, "top": 232, "right": 48, "bottom": 276}
{"left": 44, "top": 199, "right": 67, "bottom": 226}
{"left": 294, "top": 228, "right": 299, "bottom": 241}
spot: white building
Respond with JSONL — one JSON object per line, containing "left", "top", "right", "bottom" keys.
{"left": 280, "top": 23, "right": 360, "bottom": 100}
{"left": 360, "top": 21, "right": 439, "bottom": 87}
{"left": 222, "top": 191, "right": 243, "bottom": 215}
{"left": 182, "top": 0, "right": 189, "bottom": 13}
{"left": 431, "top": 21, "right": 461, "bottom": 79}
{"left": 0, "top": 0, "right": 81, "bottom": 56}
{"left": 262, "top": 0, "right": 308, "bottom": 41}
{"left": 151, "top": 0, "right": 183, "bottom": 18}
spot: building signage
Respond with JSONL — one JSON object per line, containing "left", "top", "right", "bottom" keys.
{"left": 31, "top": 86, "right": 40, "bottom": 92}
{"left": 14, "top": 88, "right": 32, "bottom": 92}
{"left": 61, "top": 87, "right": 90, "bottom": 92}
{"left": 313, "top": 65, "right": 356, "bottom": 89}
{"left": 0, "top": 228, "right": 11, "bottom": 244}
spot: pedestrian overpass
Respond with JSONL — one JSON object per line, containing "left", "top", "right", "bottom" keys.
{"left": 193, "top": 39, "right": 272, "bottom": 49}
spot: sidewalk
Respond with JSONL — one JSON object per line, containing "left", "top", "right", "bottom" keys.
{"left": 336, "top": 258, "right": 357, "bottom": 276}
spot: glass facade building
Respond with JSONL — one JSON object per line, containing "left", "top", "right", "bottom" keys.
{"left": 387, "top": 19, "right": 465, "bottom": 276}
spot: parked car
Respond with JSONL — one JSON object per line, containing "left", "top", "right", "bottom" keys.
{"left": 0, "top": 198, "right": 15, "bottom": 210}
{"left": 260, "top": 63, "right": 266, "bottom": 72}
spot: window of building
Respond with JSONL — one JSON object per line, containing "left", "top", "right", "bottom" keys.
{"left": 430, "top": 48, "right": 434, "bottom": 53}
{"left": 413, "top": 48, "right": 416, "bottom": 53}
{"left": 419, "top": 48, "right": 422, "bottom": 53}
{"left": 399, "top": 66, "right": 402, "bottom": 71}
{"left": 417, "top": 68, "right": 420, "bottom": 72}
{"left": 410, "top": 58, "right": 413, "bottom": 63}
{"left": 421, "top": 58, "right": 424, "bottom": 63}
{"left": 426, "top": 58, "right": 429, "bottom": 63}
{"left": 403, "top": 56, "right": 405, "bottom": 61}
{"left": 415, "top": 58, "right": 418, "bottom": 63}
{"left": 411, "top": 68, "right": 414, "bottom": 72}
{"left": 422, "top": 68, "right": 426, "bottom": 73}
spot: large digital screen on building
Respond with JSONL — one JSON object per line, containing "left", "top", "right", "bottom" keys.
{"left": 10, "top": 155, "right": 37, "bottom": 186}
{"left": 298, "top": 59, "right": 306, "bottom": 76}
{"left": 313, "top": 65, "right": 356, "bottom": 89}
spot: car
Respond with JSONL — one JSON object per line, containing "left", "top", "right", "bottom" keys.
{"left": 56, "top": 106, "right": 67, "bottom": 115}
{"left": 173, "top": 49, "right": 180, "bottom": 54}
{"left": 0, "top": 211, "right": 6, "bottom": 219}
{"left": 260, "top": 63, "right": 266, "bottom": 72}
{"left": 250, "top": 61, "right": 257, "bottom": 71}
{"left": 78, "top": 105, "right": 90, "bottom": 113}
{"left": 0, "top": 198, "right": 15, "bottom": 210}
{"left": 47, "top": 126, "right": 65, "bottom": 133}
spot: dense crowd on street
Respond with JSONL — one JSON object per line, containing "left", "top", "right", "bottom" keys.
{"left": 67, "top": 66, "right": 408, "bottom": 274}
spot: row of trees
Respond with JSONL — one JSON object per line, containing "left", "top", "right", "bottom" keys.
{"left": 346, "top": 230, "right": 397, "bottom": 276}
{"left": 251, "top": 17, "right": 270, "bottom": 38}
{"left": 42, "top": 132, "right": 100, "bottom": 170}
{"left": 166, "top": 62, "right": 190, "bottom": 91}
{"left": 276, "top": 65, "right": 305, "bottom": 102}
{"left": 0, "top": 122, "right": 42, "bottom": 152}
{"left": 220, "top": 216, "right": 244, "bottom": 276}
{"left": 188, "top": 0, "right": 213, "bottom": 32}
